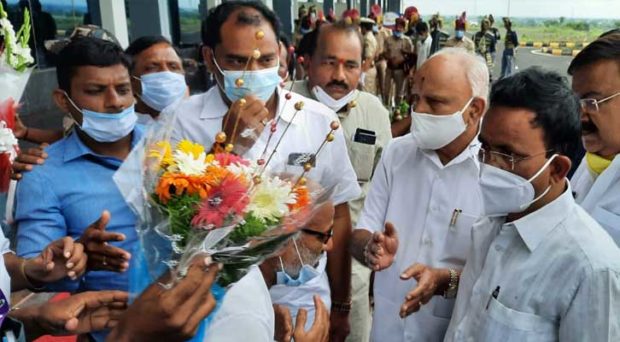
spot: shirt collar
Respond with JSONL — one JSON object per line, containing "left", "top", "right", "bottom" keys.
{"left": 507, "top": 181, "right": 575, "bottom": 252}
{"left": 63, "top": 125, "right": 144, "bottom": 163}
{"left": 199, "top": 87, "right": 300, "bottom": 125}
{"left": 421, "top": 137, "right": 481, "bottom": 170}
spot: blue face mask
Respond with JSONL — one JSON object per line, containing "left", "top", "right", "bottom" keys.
{"left": 393, "top": 31, "right": 403, "bottom": 38}
{"left": 372, "top": 25, "right": 379, "bottom": 33}
{"left": 65, "top": 93, "right": 137, "bottom": 143}
{"left": 212, "top": 57, "right": 281, "bottom": 103}
{"left": 136, "top": 71, "right": 186, "bottom": 112}
{"left": 456, "top": 30, "right": 465, "bottom": 39}
{"left": 276, "top": 239, "right": 321, "bottom": 287}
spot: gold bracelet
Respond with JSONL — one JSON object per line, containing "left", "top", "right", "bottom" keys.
{"left": 20, "top": 259, "right": 45, "bottom": 291}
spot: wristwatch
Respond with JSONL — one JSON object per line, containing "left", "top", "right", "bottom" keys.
{"left": 443, "top": 269, "right": 459, "bottom": 299}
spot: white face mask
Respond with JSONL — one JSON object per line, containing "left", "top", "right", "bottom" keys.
{"left": 312, "top": 85, "right": 356, "bottom": 111}
{"left": 411, "top": 97, "right": 473, "bottom": 150}
{"left": 479, "top": 154, "right": 557, "bottom": 217}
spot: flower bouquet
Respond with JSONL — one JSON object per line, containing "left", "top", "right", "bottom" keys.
{"left": 1, "top": 2, "right": 33, "bottom": 225}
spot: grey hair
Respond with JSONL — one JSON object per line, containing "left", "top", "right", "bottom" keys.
{"left": 427, "top": 47, "right": 490, "bottom": 108}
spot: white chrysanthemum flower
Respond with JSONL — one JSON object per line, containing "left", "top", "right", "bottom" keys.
{"left": 173, "top": 150, "right": 207, "bottom": 176}
{"left": 248, "top": 176, "right": 297, "bottom": 222}
{"left": 228, "top": 159, "right": 258, "bottom": 178}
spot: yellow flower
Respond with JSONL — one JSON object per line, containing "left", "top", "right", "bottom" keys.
{"left": 177, "top": 140, "right": 205, "bottom": 159}
{"left": 148, "top": 141, "right": 174, "bottom": 169}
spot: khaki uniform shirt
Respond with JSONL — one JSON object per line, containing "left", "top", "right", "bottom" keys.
{"left": 384, "top": 35, "right": 414, "bottom": 66}
{"left": 363, "top": 31, "right": 378, "bottom": 61}
{"left": 289, "top": 80, "right": 392, "bottom": 225}
{"left": 376, "top": 27, "right": 392, "bottom": 58}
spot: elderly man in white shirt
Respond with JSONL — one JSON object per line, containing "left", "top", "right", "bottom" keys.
{"left": 164, "top": 3, "right": 360, "bottom": 341}
{"left": 445, "top": 67, "right": 620, "bottom": 341}
{"left": 205, "top": 202, "right": 334, "bottom": 342}
{"left": 349, "top": 47, "right": 489, "bottom": 342}
{"left": 567, "top": 33, "right": 620, "bottom": 246}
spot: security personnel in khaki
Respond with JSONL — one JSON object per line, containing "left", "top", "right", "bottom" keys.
{"left": 374, "top": 16, "right": 392, "bottom": 99}
{"left": 382, "top": 17, "right": 414, "bottom": 108}
{"left": 360, "top": 17, "right": 378, "bottom": 94}
{"left": 292, "top": 21, "right": 392, "bottom": 342}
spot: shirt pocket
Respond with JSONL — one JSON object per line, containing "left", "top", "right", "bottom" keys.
{"left": 439, "top": 214, "right": 477, "bottom": 265}
{"left": 349, "top": 141, "right": 376, "bottom": 182}
{"left": 592, "top": 206, "right": 620, "bottom": 244}
{"left": 478, "top": 297, "right": 557, "bottom": 342}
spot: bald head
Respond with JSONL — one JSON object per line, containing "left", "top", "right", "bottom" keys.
{"left": 423, "top": 48, "right": 489, "bottom": 105}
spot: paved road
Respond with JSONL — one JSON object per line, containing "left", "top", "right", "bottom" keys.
{"left": 490, "top": 45, "right": 575, "bottom": 80}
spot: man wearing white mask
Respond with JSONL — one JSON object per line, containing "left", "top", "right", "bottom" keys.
{"left": 288, "top": 21, "right": 392, "bottom": 342}
{"left": 165, "top": 2, "right": 360, "bottom": 340}
{"left": 125, "top": 35, "right": 189, "bottom": 124}
{"left": 444, "top": 67, "right": 620, "bottom": 341}
{"left": 349, "top": 47, "right": 488, "bottom": 342}
{"left": 568, "top": 33, "right": 620, "bottom": 246}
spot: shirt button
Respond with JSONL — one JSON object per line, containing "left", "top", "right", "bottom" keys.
{"left": 423, "top": 236, "right": 432, "bottom": 245}
{"left": 494, "top": 244, "right": 503, "bottom": 252}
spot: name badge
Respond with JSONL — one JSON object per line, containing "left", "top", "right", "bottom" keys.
{"left": 288, "top": 153, "right": 316, "bottom": 167}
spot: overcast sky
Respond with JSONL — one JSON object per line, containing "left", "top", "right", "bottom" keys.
{"left": 403, "top": 0, "right": 620, "bottom": 19}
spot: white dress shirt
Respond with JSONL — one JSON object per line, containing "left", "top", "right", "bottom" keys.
{"left": 165, "top": 86, "right": 361, "bottom": 329}
{"left": 571, "top": 155, "right": 620, "bottom": 246}
{"left": 205, "top": 266, "right": 274, "bottom": 341}
{"left": 357, "top": 134, "right": 483, "bottom": 342}
{"left": 416, "top": 36, "right": 433, "bottom": 69}
{"left": 166, "top": 86, "right": 360, "bottom": 206}
{"left": 445, "top": 184, "right": 620, "bottom": 342}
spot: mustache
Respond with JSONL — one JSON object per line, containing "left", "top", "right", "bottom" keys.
{"left": 326, "top": 80, "right": 349, "bottom": 90}
{"left": 581, "top": 121, "right": 598, "bottom": 134}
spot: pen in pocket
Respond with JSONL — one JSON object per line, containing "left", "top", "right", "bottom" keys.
{"left": 486, "top": 286, "right": 501, "bottom": 310}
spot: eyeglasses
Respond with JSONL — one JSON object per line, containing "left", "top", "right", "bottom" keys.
{"left": 579, "top": 92, "right": 620, "bottom": 113}
{"left": 477, "top": 147, "right": 551, "bottom": 170}
{"left": 301, "top": 228, "right": 333, "bottom": 244}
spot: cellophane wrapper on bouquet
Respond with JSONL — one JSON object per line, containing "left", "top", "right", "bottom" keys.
{"left": 1, "top": 2, "right": 33, "bottom": 194}
{"left": 114, "top": 110, "right": 334, "bottom": 339}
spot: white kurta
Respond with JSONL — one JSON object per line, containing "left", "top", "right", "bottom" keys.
{"left": 357, "top": 134, "right": 483, "bottom": 342}
{"left": 571, "top": 155, "right": 620, "bottom": 246}
{"left": 445, "top": 184, "right": 620, "bottom": 342}
{"left": 205, "top": 266, "right": 274, "bottom": 341}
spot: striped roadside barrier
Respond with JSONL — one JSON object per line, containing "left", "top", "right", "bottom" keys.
{"left": 539, "top": 47, "right": 582, "bottom": 56}
{"left": 520, "top": 41, "right": 589, "bottom": 48}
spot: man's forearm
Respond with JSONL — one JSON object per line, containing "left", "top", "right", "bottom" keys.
{"left": 327, "top": 203, "right": 353, "bottom": 304}
{"left": 350, "top": 229, "right": 372, "bottom": 267}
{"left": 9, "top": 305, "right": 45, "bottom": 341}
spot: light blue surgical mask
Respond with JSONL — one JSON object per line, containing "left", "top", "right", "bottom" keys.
{"left": 456, "top": 30, "right": 465, "bottom": 39}
{"left": 372, "top": 25, "right": 379, "bottom": 33}
{"left": 212, "top": 57, "right": 281, "bottom": 102}
{"left": 65, "top": 93, "right": 137, "bottom": 142}
{"left": 276, "top": 239, "right": 320, "bottom": 287}
{"left": 136, "top": 71, "right": 186, "bottom": 112}
{"left": 393, "top": 31, "right": 403, "bottom": 38}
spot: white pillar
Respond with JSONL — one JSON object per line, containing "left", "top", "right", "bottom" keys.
{"left": 99, "top": 0, "right": 129, "bottom": 48}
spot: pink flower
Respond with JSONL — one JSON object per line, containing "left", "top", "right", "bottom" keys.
{"left": 214, "top": 153, "right": 250, "bottom": 167}
{"left": 191, "top": 176, "right": 250, "bottom": 228}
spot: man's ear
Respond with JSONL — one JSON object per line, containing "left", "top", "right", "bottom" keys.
{"left": 550, "top": 155, "right": 572, "bottom": 183}
{"left": 465, "top": 97, "right": 486, "bottom": 126}
{"left": 203, "top": 46, "right": 215, "bottom": 74}
{"left": 53, "top": 89, "right": 71, "bottom": 113}
{"left": 53, "top": 89, "right": 81, "bottom": 125}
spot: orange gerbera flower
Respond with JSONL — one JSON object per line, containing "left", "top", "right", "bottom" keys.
{"left": 204, "top": 165, "right": 233, "bottom": 187}
{"left": 155, "top": 172, "right": 210, "bottom": 203}
{"left": 288, "top": 185, "right": 311, "bottom": 212}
